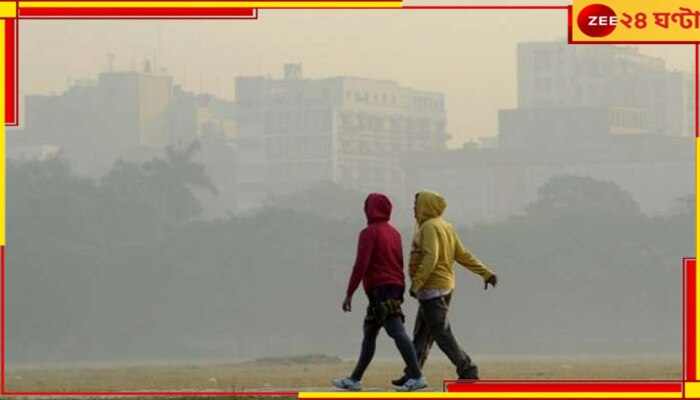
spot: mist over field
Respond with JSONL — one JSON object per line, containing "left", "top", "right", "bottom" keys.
{"left": 6, "top": 153, "right": 690, "bottom": 364}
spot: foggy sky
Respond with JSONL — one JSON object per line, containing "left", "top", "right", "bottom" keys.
{"left": 18, "top": 8, "right": 694, "bottom": 147}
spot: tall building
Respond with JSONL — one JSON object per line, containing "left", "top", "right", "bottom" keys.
{"left": 404, "top": 41, "right": 695, "bottom": 223}
{"left": 12, "top": 66, "right": 175, "bottom": 176}
{"left": 95, "top": 69, "right": 173, "bottom": 150}
{"left": 233, "top": 64, "right": 446, "bottom": 211}
{"left": 10, "top": 64, "right": 240, "bottom": 180}
{"left": 515, "top": 41, "right": 694, "bottom": 138}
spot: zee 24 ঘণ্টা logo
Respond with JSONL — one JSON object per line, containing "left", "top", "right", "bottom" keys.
{"left": 577, "top": 4, "right": 619, "bottom": 37}
{"left": 577, "top": 3, "right": 700, "bottom": 39}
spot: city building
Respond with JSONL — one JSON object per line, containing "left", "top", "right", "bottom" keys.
{"left": 516, "top": 41, "right": 694, "bottom": 138}
{"left": 405, "top": 135, "right": 693, "bottom": 223}
{"left": 405, "top": 41, "right": 695, "bottom": 223}
{"left": 498, "top": 106, "right": 648, "bottom": 150}
{"left": 11, "top": 65, "right": 174, "bottom": 176}
{"left": 168, "top": 87, "right": 236, "bottom": 147}
{"left": 9, "top": 64, "right": 236, "bottom": 182}
{"left": 233, "top": 63, "right": 447, "bottom": 212}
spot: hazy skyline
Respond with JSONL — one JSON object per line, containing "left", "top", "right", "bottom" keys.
{"left": 18, "top": 9, "right": 695, "bottom": 146}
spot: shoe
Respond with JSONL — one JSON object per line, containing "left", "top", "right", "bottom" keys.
{"left": 391, "top": 375, "right": 408, "bottom": 387}
{"left": 458, "top": 365, "right": 480, "bottom": 380}
{"left": 394, "top": 376, "right": 428, "bottom": 392}
{"left": 331, "top": 377, "right": 362, "bottom": 391}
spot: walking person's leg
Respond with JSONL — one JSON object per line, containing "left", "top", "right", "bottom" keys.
{"left": 393, "top": 301, "right": 436, "bottom": 386}
{"left": 384, "top": 316, "right": 428, "bottom": 391}
{"left": 333, "top": 320, "right": 381, "bottom": 391}
{"left": 350, "top": 320, "right": 382, "bottom": 381}
{"left": 391, "top": 303, "right": 435, "bottom": 386}
{"left": 422, "top": 294, "right": 478, "bottom": 379}
{"left": 413, "top": 302, "right": 436, "bottom": 368}
{"left": 383, "top": 317, "right": 422, "bottom": 380}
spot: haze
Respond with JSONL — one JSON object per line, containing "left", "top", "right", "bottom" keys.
{"left": 18, "top": 9, "right": 694, "bottom": 146}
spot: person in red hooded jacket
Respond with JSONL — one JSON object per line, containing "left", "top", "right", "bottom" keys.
{"left": 332, "top": 193, "right": 427, "bottom": 392}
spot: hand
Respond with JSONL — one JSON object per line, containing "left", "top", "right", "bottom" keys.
{"left": 342, "top": 296, "right": 352, "bottom": 312}
{"left": 484, "top": 275, "right": 498, "bottom": 290}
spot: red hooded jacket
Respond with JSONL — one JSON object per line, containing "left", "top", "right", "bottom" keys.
{"left": 346, "top": 193, "right": 406, "bottom": 296}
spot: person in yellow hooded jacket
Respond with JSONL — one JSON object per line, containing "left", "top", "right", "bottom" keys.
{"left": 392, "top": 190, "right": 497, "bottom": 385}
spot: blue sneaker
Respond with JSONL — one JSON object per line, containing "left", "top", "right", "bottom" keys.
{"left": 332, "top": 377, "right": 362, "bottom": 391}
{"left": 395, "top": 376, "right": 428, "bottom": 392}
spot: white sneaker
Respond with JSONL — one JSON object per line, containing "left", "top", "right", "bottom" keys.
{"left": 395, "top": 376, "right": 428, "bottom": 392}
{"left": 332, "top": 377, "right": 362, "bottom": 391}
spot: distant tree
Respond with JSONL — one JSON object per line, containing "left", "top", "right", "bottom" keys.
{"left": 6, "top": 157, "right": 104, "bottom": 357}
{"left": 7, "top": 157, "right": 99, "bottom": 245}
{"left": 668, "top": 193, "right": 694, "bottom": 217}
{"left": 525, "top": 175, "right": 642, "bottom": 220}
{"left": 97, "top": 142, "right": 216, "bottom": 243}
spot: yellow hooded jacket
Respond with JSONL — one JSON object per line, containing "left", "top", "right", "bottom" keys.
{"left": 409, "top": 190, "right": 494, "bottom": 293}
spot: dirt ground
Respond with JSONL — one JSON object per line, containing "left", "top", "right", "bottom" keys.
{"left": 5, "top": 356, "right": 681, "bottom": 394}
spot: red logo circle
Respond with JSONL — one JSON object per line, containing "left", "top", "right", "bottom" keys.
{"left": 577, "top": 4, "right": 617, "bottom": 37}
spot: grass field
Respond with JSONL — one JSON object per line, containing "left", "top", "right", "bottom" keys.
{"left": 5, "top": 356, "right": 681, "bottom": 395}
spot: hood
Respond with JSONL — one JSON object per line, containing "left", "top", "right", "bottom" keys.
{"left": 365, "top": 193, "right": 392, "bottom": 223}
{"left": 415, "top": 190, "right": 447, "bottom": 223}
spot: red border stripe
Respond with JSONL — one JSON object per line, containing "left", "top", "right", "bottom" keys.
{"left": 683, "top": 259, "right": 687, "bottom": 381}
{"left": 305, "top": 398, "right": 676, "bottom": 400}
{"left": 447, "top": 383, "right": 682, "bottom": 393}
{"left": 687, "top": 259, "right": 697, "bottom": 381}
{"left": 695, "top": 44, "right": 698, "bottom": 137}
{"left": 4, "top": 20, "right": 15, "bottom": 126}
{"left": 19, "top": 7, "right": 256, "bottom": 17}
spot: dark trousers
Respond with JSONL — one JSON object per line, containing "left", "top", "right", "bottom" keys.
{"left": 351, "top": 316, "right": 422, "bottom": 381}
{"left": 408, "top": 293, "right": 476, "bottom": 378}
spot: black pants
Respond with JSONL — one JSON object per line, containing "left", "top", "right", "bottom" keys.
{"left": 409, "top": 293, "right": 476, "bottom": 378}
{"left": 350, "top": 316, "right": 422, "bottom": 381}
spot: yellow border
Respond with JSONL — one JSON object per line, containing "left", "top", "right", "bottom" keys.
{"left": 299, "top": 392, "right": 681, "bottom": 399}
{"left": 19, "top": 1, "right": 401, "bottom": 8}
{"left": 687, "top": 382, "right": 700, "bottom": 398}
{"left": 0, "top": 2, "right": 16, "bottom": 18}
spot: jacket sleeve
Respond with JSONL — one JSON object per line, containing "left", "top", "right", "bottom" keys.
{"left": 410, "top": 224, "right": 439, "bottom": 293}
{"left": 346, "top": 228, "right": 375, "bottom": 297}
{"left": 454, "top": 232, "right": 493, "bottom": 280}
